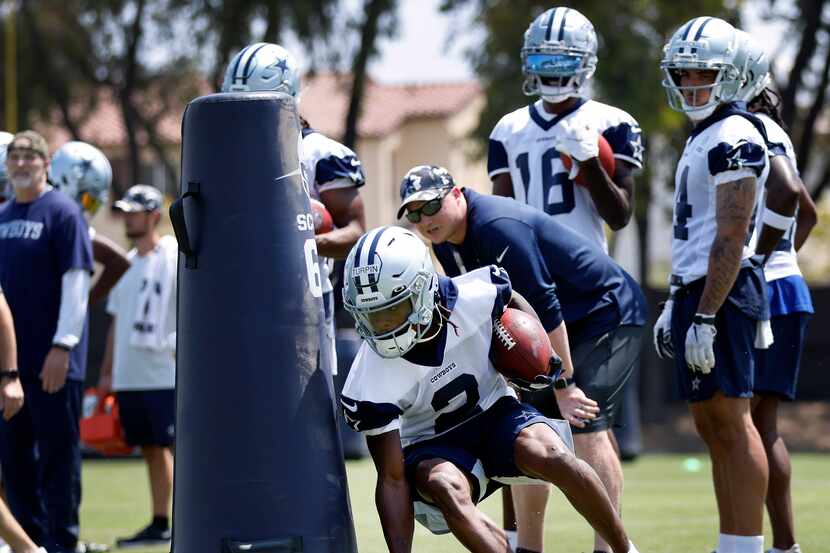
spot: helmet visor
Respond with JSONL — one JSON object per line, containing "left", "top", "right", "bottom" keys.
{"left": 525, "top": 53, "right": 583, "bottom": 77}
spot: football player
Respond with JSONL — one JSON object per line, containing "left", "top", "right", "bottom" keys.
{"left": 221, "top": 43, "right": 367, "bottom": 379}
{"left": 398, "top": 165, "right": 648, "bottom": 553}
{"left": 488, "top": 9, "right": 645, "bottom": 549}
{"left": 340, "top": 225, "right": 639, "bottom": 553}
{"left": 653, "top": 17, "right": 770, "bottom": 553}
{"left": 738, "top": 31, "right": 815, "bottom": 553}
{"left": 50, "top": 141, "right": 131, "bottom": 304}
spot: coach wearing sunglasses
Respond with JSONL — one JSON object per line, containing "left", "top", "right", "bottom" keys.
{"left": 397, "top": 164, "right": 647, "bottom": 542}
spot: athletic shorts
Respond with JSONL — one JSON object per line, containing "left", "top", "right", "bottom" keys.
{"left": 116, "top": 389, "right": 175, "bottom": 447}
{"left": 754, "top": 312, "right": 811, "bottom": 400}
{"left": 671, "top": 266, "right": 767, "bottom": 402}
{"left": 522, "top": 325, "right": 644, "bottom": 434}
{"left": 402, "top": 397, "right": 571, "bottom": 502}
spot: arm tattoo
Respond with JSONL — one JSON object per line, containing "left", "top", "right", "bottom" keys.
{"left": 698, "top": 177, "right": 756, "bottom": 315}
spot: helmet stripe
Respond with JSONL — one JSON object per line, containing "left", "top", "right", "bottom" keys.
{"left": 231, "top": 43, "right": 257, "bottom": 84}
{"left": 545, "top": 8, "right": 558, "bottom": 41}
{"left": 365, "top": 226, "right": 390, "bottom": 292}
{"left": 239, "top": 43, "right": 269, "bottom": 85}
{"left": 558, "top": 8, "right": 570, "bottom": 41}
{"left": 693, "top": 17, "right": 712, "bottom": 40}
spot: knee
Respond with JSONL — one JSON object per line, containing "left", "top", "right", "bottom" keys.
{"left": 417, "top": 466, "right": 473, "bottom": 517}
{"left": 515, "top": 433, "right": 573, "bottom": 484}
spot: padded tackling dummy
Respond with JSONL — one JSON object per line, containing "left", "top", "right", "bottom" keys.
{"left": 170, "top": 92, "right": 358, "bottom": 553}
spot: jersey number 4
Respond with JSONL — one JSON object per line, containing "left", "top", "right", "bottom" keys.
{"left": 516, "top": 150, "right": 575, "bottom": 215}
{"left": 674, "top": 166, "right": 693, "bottom": 240}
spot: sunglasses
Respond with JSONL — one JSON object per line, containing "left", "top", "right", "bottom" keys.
{"left": 405, "top": 189, "right": 450, "bottom": 223}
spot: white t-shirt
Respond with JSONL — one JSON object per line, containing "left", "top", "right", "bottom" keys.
{"left": 488, "top": 99, "right": 644, "bottom": 252}
{"left": 107, "top": 235, "right": 177, "bottom": 390}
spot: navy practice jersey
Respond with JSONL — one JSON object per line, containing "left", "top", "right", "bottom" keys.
{"left": 0, "top": 189, "right": 93, "bottom": 381}
{"left": 488, "top": 99, "right": 644, "bottom": 252}
{"left": 340, "top": 266, "right": 515, "bottom": 448}
{"left": 433, "top": 189, "right": 646, "bottom": 345}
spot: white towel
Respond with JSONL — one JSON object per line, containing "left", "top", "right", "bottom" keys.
{"left": 129, "top": 235, "right": 177, "bottom": 351}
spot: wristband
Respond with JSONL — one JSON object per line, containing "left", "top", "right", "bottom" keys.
{"left": 692, "top": 313, "right": 716, "bottom": 326}
{"left": 762, "top": 208, "right": 795, "bottom": 231}
{"left": 554, "top": 375, "right": 575, "bottom": 390}
{"left": 0, "top": 369, "right": 19, "bottom": 381}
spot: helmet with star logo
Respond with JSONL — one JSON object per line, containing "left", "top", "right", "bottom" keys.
{"left": 221, "top": 42, "right": 301, "bottom": 97}
{"left": 50, "top": 141, "right": 112, "bottom": 216}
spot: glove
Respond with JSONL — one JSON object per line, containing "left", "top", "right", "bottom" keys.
{"left": 684, "top": 313, "right": 717, "bottom": 374}
{"left": 509, "top": 355, "right": 561, "bottom": 392}
{"left": 653, "top": 298, "right": 674, "bottom": 359}
{"left": 553, "top": 119, "right": 599, "bottom": 164}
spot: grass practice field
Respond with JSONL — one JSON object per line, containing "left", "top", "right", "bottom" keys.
{"left": 80, "top": 454, "right": 828, "bottom": 553}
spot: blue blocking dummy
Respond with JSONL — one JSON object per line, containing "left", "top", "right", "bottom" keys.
{"left": 170, "top": 92, "right": 358, "bottom": 553}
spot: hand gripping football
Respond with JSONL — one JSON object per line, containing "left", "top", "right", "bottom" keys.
{"left": 492, "top": 308, "right": 560, "bottom": 391}
{"left": 560, "top": 134, "right": 616, "bottom": 186}
{"left": 310, "top": 198, "right": 334, "bottom": 234}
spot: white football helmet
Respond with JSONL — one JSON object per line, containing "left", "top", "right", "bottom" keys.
{"left": 521, "top": 7, "right": 598, "bottom": 103}
{"left": 735, "top": 30, "right": 771, "bottom": 103}
{"left": 343, "top": 226, "right": 439, "bottom": 358}
{"left": 50, "top": 141, "right": 113, "bottom": 216}
{"left": 221, "top": 42, "right": 301, "bottom": 96}
{"left": 661, "top": 17, "right": 744, "bottom": 121}
{"left": 0, "top": 131, "right": 13, "bottom": 200}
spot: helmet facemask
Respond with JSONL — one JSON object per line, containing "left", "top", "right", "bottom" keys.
{"left": 661, "top": 62, "right": 742, "bottom": 121}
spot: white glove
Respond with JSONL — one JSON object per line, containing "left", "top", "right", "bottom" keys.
{"left": 684, "top": 313, "right": 717, "bottom": 374}
{"left": 653, "top": 298, "right": 674, "bottom": 359}
{"left": 553, "top": 119, "right": 599, "bottom": 163}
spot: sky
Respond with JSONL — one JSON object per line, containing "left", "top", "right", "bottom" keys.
{"left": 364, "top": 0, "right": 798, "bottom": 85}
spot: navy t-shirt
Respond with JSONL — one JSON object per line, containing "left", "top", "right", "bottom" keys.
{"left": 0, "top": 189, "right": 94, "bottom": 382}
{"left": 433, "top": 189, "right": 647, "bottom": 345}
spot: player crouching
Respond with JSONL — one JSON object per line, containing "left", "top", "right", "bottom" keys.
{"left": 339, "top": 226, "right": 638, "bottom": 553}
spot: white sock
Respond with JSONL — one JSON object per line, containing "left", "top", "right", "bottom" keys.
{"left": 718, "top": 533, "right": 737, "bottom": 553}
{"left": 734, "top": 534, "right": 764, "bottom": 553}
{"left": 504, "top": 530, "right": 517, "bottom": 552}
{"left": 627, "top": 541, "right": 640, "bottom": 553}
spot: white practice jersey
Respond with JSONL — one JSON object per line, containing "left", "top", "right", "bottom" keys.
{"left": 340, "top": 266, "right": 516, "bottom": 448}
{"left": 299, "top": 129, "right": 365, "bottom": 293}
{"left": 754, "top": 114, "right": 802, "bottom": 282}
{"left": 671, "top": 111, "right": 769, "bottom": 284}
{"left": 488, "top": 99, "right": 644, "bottom": 252}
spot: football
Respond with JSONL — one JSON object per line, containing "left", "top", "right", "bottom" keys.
{"left": 310, "top": 199, "right": 334, "bottom": 234}
{"left": 560, "top": 134, "right": 616, "bottom": 186}
{"left": 492, "top": 308, "right": 555, "bottom": 385}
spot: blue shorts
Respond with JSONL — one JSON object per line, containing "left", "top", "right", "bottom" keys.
{"left": 402, "top": 397, "right": 562, "bottom": 502}
{"left": 671, "top": 267, "right": 767, "bottom": 402}
{"left": 116, "top": 389, "right": 176, "bottom": 447}
{"left": 754, "top": 312, "right": 811, "bottom": 400}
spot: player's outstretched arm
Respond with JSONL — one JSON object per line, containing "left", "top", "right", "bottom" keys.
{"left": 316, "top": 187, "right": 366, "bottom": 260}
{"left": 755, "top": 155, "right": 800, "bottom": 256}
{"left": 367, "top": 430, "right": 414, "bottom": 553}
{"left": 90, "top": 233, "right": 130, "bottom": 305}
{"left": 698, "top": 177, "right": 757, "bottom": 315}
